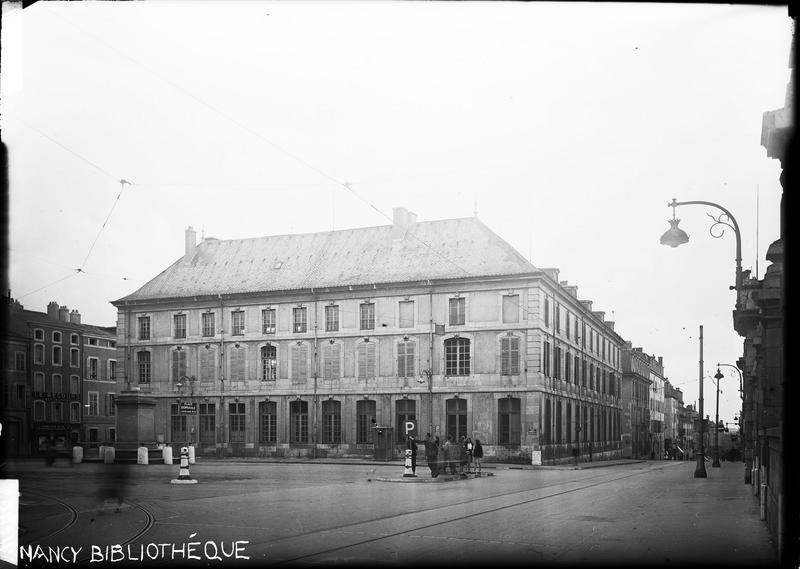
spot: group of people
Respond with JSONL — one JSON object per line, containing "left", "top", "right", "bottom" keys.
{"left": 407, "top": 433, "right": 483, "bottom": 478}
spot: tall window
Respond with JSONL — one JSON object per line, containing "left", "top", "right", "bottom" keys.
{"left": 446, "top": 398, "right": 467, "bottom": 442}
{"left": 357, "top": 341, "right": 376, "bottom": 380}
{"left": 52, "top": 374, "right": 62, "bottom": 393}
{"left": 398, "top": 301, "right": 414, "bottom": 328}
{"left": 322, "top": 343, "right": 340, "bottom": 381}
{"left": 171, "top": 404, "right": 187, "bottom": 442}
{"left": 501, "top": 336, "right": 520, "bottom": 375}
{"left": 322, "top": 400, "right": 342, "bottom": 443}
{"left": 70, "top": 333, "right": 79, "bottom": 345}
{"left": 596, "top": 367, "right": 601, "bottom": 392}
{"left": 448, "top": 297, "right": 465, "bottom": 326}
{"left": 290, "top": 400, "right": 309, "bottom": 443}
{"left": 52, "top": 346, "right": 62, "bottom": 366}
{"left": 34, "top": 329, "right": 44, "bottom": 341}
{"left": 575, "top": 356, "right": 581, "bottom": 385}
{"left": 582, "top": 323, "right": 586, "bottom": 348}
{"left": 544, "top": 297, "right": 550, "bottom": 327}
{"left": 70, "top": 375, "right": 80, "bottom": 394}
{"left": 229, "top": 403, "right": 246, "bottom": 442}
{"left": 15, "top": 352, "right": 25, "bottom": 371}
{"left": 88, "top": 357, "right": 99, "bottom": 380}
{"left": 174, "top": 314, "right": 187, "bottom": 339}
{"left": 565, "top": 351, "right": 571, "bottom": 383}
{"left": 52, "top": 402, "right": 64, "bottom": 423}
{"left": 566, "top": 402, "right": 573, "bottom": 443}
{"left": 259, "top": 401, "right": 277, "bottom": 443}
{"left": 498, "top": 397, "right": 521, "bottom": 444}
{"left": 502, "top": 295, "right": 519, "bottom": 323}
{"left": 609, "top": 372, "right": 616, "bottom": 397}
{"left": 556, "top": 401, "right": 563, "bottom": 443}
{"left": 293, "top": 307, "right": 307, "bottom": 333}
{"left": 325, "top": 305, "right": 339, "bottom": 332}
{"left": 88, "top": 392, "right": 99, "bottom": 416}
{"left": 262, "top": 308, "right": 276, "bottom": 334}
{"left": 34, "top": 372, "right": 44, "bottom": 392}
{"left": 200, "top": 403, "right": 216, "bottom": 443}
{"left": 44, "top": 374, "right": 53, "bottom": 393}
{"left": 202, "top": 313, "right": 216, "bottom": 337}
{"left": 356, "top": 399, "right": 375, "bottom": 444}
{"left": 565, "top": 312, "right": 570, "bottom": 339}
{"left": 555, "top": 304, "right": 561, "bottom": 333}
{"left": 108, "top": 394, "right": 116, "bottom": 416}
{"left": 359, "top": 302, "right": 375, "bottom": 330}
{"left": 291, "top": 344, "right": 309, "bottom": 383}
{"left": 444, "top": 337, "right": 470, "bottom": 376}
{"left": 396, "top": 399, "right": 416, "bottom": 443}
{"left": 231, "top": 310, "right": 245, "bottom": 336}
{"left": 172, "top": 349, "right": 187, "bottom": 381}
{"left": 34, "top": 401, "right": 46, "bottom": 421}
{"left": 543, "top": 399, "right": 552, "bottom": 444}
{"left": 108, "top": 360, "right": 117, "bottom": 381}
{"left": 229, "top": 345, "right": 246, "bottom": 381}
{"left": 70, "top": 348, "right": 79, "bottom": 367}
{"left": 261, "top": 344, "right": 277, "bottom": 381}
{"left": 138, "top": 352, "right": 151, "bottom": 383}
{"left": 554, "top": 346, "right": 561, "bottom": 380}
{"left": 543, "top": 341, "right": 551, "bottom": 377}
{"left": 34, "top": 344, "right": 44, "bottom": 364}
{"left": 200, "top": 347, "right": 215, "bottom": 381}
{"left": 397, "top": 341, "right": 415, "bottom": 378}
{"left": 138, "top": 316, "right": 151, "bottom": 340}
{"left": 70, "top": 402, "right": 81, "bottom": 423}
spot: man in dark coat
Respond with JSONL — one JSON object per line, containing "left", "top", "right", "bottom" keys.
{"left": 406, "top": 435, "right": 418, "bottom": 475}
{"left": 423, "top": 433, "right": 439, "bottom": 477}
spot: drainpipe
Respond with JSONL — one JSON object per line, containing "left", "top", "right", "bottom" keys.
{"left": 428, "top": 284, "right": 434, "bottom": 436}
{"left": 218, "top": 295, "right": 225, "bottom": 457}
{"left": 313, "top": 291, "right": 318, "bottom": 459}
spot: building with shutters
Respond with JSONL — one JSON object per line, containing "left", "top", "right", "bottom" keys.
{"left": 112, "top": 208, "right": 625, "bottom": 464}
{"left": 2, "top": 296, "right": 117, "bottom": 458}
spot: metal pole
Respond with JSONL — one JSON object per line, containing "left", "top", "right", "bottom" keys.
{"left": 695, "top": 325, "right": 707, "bottom": 478}
{"left": 712, "top": 378, "right": 721, "bottom": 467}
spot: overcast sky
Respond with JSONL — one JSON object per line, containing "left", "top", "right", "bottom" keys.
{"left": 2, "top": 1, "right": 791, "bottom": 424}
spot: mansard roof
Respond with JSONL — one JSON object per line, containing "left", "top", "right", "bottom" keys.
{"left": 114, "top": 216, "right": 538, "bottom": 303}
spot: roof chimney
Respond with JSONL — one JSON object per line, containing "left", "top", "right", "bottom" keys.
{"left": 391, "top": 207, "right": 416, "bottom": 240}
{"left": 48, "top": 301, "right": 60, "bottom": 319}
{"left": 184, "top": 226, "right": 197, "bottom": 261}
{"left": 69, "top": 309, "right": 81, "bottom": 324}
{"left": 579, "top": 300, "right": 593, "bottom": 312}
{"left": 58, "top": 305, "right": 70, "bottom": 322}
{"left": 541, "top": 268, "right": 560, "bottom": 282}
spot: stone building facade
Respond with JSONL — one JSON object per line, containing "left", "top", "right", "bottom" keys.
{"left": 112, "top": 209, "right": 625, "bottom": 464}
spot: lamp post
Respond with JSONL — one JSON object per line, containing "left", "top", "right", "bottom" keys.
{"left": 712, "top": 368, "right": 724, "bottom": 467}
{"left": 716, "top": 363, "right": 744, "bottom": 400}
{"left": 695, "top": 325, "right": 707, "bottom": 477}
{"left": 659, "top": 198, "right": 743, "bottom": 310}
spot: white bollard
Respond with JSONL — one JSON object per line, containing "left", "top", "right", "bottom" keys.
{"left": 402, "top": 449, "right": 415, "bottom": 477}
{"left": 104, "top": 447, "right": 115, "bottom": 464}
{"left": 98, "top": 445, "right": 106, "bottom": 460}
{"left": 171, "top": 446, "right": 198, "bottom": 484}
{"left": 188, "top": 445, "right": 196, "bottom": 465}
{"left": 137, "top": 446, "right": 149, "bottom": 465}
{"left": 162, "top": 446, "right": 173, "bottom": 465}
{"left": 72, "top": 446, "right": 83, "bottom": 464}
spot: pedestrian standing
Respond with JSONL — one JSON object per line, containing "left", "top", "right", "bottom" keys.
{"left": 464, "top": 437, "right": 474, "bottom": 474}
{"left": 443, "top": 435, "right": 457, "bottom": 475}
{"left": 424, "top": 433, "right": 439, "bottom": 478}
{"left": 406, "top": 435, "right": 418, "bottom": 475}
{"left": 473, "top": 439, "right": 483, "bottom": 476}
{"left": 436, "top": 436, "right": 446, "bottom": 475}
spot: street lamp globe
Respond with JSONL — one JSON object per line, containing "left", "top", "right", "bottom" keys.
{"left": 660, "top": 218, "right": 690, "bottom": 248}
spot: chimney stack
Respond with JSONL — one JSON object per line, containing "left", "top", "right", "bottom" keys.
{"left": 391, "top": 207, "right": 416, "bottom": 240}
{"left": 69, "top": 309, "right": 81, "bottom": 324}
{"left": 58, "top": 305, "right": 70, "bottom": 322}
{"left": 184, "top": 226, "right": 197, "bottom": 261}
{"left": 48, "top": 301, "right": 60, "bottom": 319}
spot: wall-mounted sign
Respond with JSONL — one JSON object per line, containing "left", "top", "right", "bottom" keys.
{"left": 179, "top": 402, "right": 197, "bottom": 414}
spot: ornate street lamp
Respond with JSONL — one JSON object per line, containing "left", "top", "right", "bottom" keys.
{"left": 712, "top": 368, "right": 724, "bottom": 468}
{"left": 660, "top": 198, "right": 744, "bottom": 310}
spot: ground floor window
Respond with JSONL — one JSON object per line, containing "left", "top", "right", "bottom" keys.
{"left": 498, "top": 397, "right": 521, "bottom": 445}
{"left": 229, "top": 403, "right": 246, "bottom": 442}
{"left": 171, "top": 404, "right": 187, "bottom": 442}
{"left": 200, "top": 403, "right": 216, "bottom": 443}
{"left": 259, "top": 401, "right": 277, "bottom": 443}
{"left": 445, "top": 398, "right": 467, "bottom": 442}
{"left": 356, "top": 399, "right": 375, "bottom": 444}
{"left": 322, "top": 400, "right": 342, "bottom": 444}
{"left": 290, "top": 400, "right": 309, "bottom": 443}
